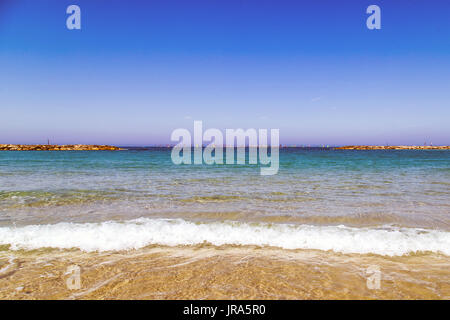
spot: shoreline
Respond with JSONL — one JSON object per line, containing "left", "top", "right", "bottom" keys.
{"left": 1, "top": 245, "right": 449, "bottom": 299}
{"left": 0, "top": 144, "right": 123, "bottom": 151}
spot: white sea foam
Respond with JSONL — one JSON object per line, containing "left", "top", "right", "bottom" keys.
{"left": 0, "top": 218, "right": 449, "bottom": 256}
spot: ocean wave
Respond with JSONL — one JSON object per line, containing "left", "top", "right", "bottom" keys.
{"left": 0, "top": 218, "right": 449, "bottom": 256}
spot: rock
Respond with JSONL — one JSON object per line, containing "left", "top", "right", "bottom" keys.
{"left": 0, "top": 144, "right": 123, "bottom": 151}
{"left": 335, "top": 145, "right": 450, "bottom": 150}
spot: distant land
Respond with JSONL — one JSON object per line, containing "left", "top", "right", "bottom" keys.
{"left": 335, "top": 145, "right": 450, "bottom": 150}
{"left": 1, "top": 144, "right": 449, "bottom": 151}
{"left": 0, "top": 144, "right": 123, "bottom": 151}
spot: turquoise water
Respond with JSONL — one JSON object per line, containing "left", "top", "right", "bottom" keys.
{"left": 0, "top": 149, "right": 449, "bottom": 254}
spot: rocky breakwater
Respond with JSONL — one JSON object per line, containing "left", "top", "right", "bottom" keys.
{"left": 335, "top": 145, "right": 450, "bottom": 150}
{"left": 0, "top": 144, "right": 123, "bottom": 151}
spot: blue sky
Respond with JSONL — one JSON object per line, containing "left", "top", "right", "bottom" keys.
{"left": 0, "top": 0, "right": 449, "bottom": 145}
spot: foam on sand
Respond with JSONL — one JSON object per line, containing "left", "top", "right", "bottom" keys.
{"left": 1, "top": 218, "right": 449, "bottom": 256}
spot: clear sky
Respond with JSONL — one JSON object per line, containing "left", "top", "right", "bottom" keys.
{"left": 0, "top": 0, "right": 449, "bottom": 146}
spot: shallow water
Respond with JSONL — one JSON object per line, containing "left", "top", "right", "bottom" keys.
{"left": 1, "top": 148, "right": 449, "bottom": 299}
{"left": 1, "top": 246, "right": 449, "bottom": 299}
{"left": 0, "top": 148, "right": 449, "bottom": 256}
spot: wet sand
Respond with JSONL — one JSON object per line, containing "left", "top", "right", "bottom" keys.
{"left": 1, "top": 245, "right": 449, "bottom": 299}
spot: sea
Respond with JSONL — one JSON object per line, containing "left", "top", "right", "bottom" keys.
{"left": 1, "top": 148, "right": 449, "bottom": 256}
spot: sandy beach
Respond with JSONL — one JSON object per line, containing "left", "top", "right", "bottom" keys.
{"left": 1, "top": 148, "right": 449, "bottom": 299}
{"left": 2, "top": 0, "right": 450, "bottom": 305}
{"left": 1, "top": 245, "right": 449, "bottom": 300}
